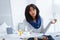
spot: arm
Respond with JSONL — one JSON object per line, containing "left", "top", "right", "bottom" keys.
{"left": 41, "top": 19, "right": 57, "bottom": 34}
{"left": 18, "top": 19, "right": 30, "bottom": 32}
{"left": 41, "top": 22, "right": 51, "bottom": 34}
{"left": 18, "top": 19, "right": 27, "bottom": 31}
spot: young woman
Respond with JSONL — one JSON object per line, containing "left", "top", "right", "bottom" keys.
{"left": 19, "top": 4, "right": 57, "bottom": 40}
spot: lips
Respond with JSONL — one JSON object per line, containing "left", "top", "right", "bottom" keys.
{"left": 32, "top": 13, "right": 35, "bottom": 15}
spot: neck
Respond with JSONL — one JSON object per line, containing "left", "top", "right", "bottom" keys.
{"left": 32, "top": 17, "right": 36, "bottom": 20}
{"left": 32, "top": 17, "right": 36, "bottom": 23}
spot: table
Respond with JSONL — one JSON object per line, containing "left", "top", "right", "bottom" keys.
{"left": 0, "top": 32, "right": 43, "bottom": 40}
{"left": 0, "top": 33, "right": 60, "bottom": 40}
{"left": 19, "top": 32, "right": 43, "bottom": 40}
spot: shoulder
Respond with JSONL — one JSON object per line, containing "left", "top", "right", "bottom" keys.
{"left": 22, "top": 19, "right": 29, "bottom": 25}
{"left": 23, "top": 19, "right": 28, "bottom": 23}
{"left": 39, "top": 16, "right": 43, "bottom": 22}
{"left": 40, "top": 16, "right": 43, "bottom": 26}
{"left": 18, "top": 19, "right": 29, "bottom": 27}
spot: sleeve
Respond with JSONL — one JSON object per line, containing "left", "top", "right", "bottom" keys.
{"left": 18, "top": 19, "right": 29, "bottom": 32}
{"left": 40, "top": 18, "right": 51, "bottom": 34}
{"left": 18, "top": 22, "right": 25, "bottom": 31}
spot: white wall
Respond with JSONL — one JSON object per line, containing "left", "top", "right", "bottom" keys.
{"left": 0, "top": 0, "right": 13, "bottom": 27}
{"left": 10, "top": 0, "right": 27, "bottom": 32}
{"left": 52, "top": 0, "right": 60, "bottom": 32}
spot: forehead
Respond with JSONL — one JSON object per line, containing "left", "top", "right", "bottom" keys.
{"left": 30, "top": 7, "right": 36, "bottom": 10}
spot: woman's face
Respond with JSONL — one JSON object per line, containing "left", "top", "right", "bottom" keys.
{"left": 29, "top": 7, "right": 37, "bottom": 18}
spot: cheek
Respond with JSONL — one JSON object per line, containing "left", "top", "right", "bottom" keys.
{"left": 34, "top": 11, "right": 37, "bottom": 16}
{"left": 29, "top": 12, "right": 32, "bottom": 16}
{"left": 35, "top": 11, "right": 37, "bottom": 15}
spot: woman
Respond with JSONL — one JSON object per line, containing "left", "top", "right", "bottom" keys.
{"left": 19, "top": 4, "right": 57, "bottom": 40}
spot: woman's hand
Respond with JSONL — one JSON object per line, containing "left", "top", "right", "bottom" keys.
{"left": 43, "top": 36, "right": 48, "bottom": 40}
{"left": 34, "top": 37, "right": 38, "bottom": 40}
{"left": 50, "top": 19, "right": 57, "bottom": 24}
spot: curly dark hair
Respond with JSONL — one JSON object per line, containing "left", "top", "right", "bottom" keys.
{"left": 25, "top": 4, "right": 40, "bottom": 22}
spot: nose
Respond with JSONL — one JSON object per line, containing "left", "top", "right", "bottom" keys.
{"left": 32, "top": 10, "right": 36, "bottom": 14}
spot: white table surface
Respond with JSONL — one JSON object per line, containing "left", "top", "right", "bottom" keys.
{"left": 19, "top": 32, "right": 43, "bottom": 38}
{"left": 0, "top": 32, "right": 60, "bottom": 40}
{"left": 0, "top": 32, "right": 43, "bottom": 38}
{"left": 0, "top": 33, "right": 43, "bottom": 40}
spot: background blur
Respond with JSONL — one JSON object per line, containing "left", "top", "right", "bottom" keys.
{"left": 0, "top": 0, "right": 60, "bottom": 34}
